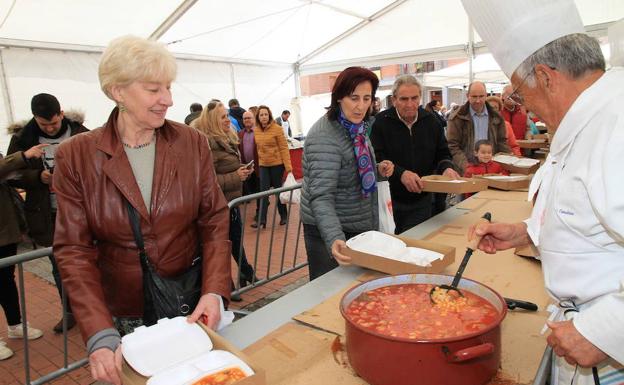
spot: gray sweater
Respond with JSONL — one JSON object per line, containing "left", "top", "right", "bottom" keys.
{"left": 301, "top": 115, "right": 379, "bottom": 252}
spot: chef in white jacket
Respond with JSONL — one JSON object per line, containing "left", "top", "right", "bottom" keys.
{"left": 461, "top": 1, "right": 624, "bottom": 384}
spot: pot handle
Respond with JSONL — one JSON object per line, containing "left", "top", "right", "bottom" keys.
{"left": 444, "top": 342, "right": 495, "bottom": 363}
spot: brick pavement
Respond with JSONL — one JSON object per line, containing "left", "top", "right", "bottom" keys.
{"left": 1, "top": 200, "right": 310, "bottom": 384}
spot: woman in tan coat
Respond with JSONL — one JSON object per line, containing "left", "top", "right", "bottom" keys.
{"left": 253, "top": 105, "right": 292, "bottom": 228}
{"left": 194, "top": 101, "right": 258, "bottom": 289}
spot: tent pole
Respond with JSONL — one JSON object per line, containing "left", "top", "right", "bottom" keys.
{"left": 0, "top": 49, "right": 15, "bottom": 124}
{"left": 468, "top": 21, "right": 475, "bottom": 86}
{"left": 230, "top": 63, "right": 236, "bottom": 98}
{"left": 294, "top": 63, "right": 301, "bottom": 98}
{"left": 149, "top": 0, "right": 198, "bottom": 40}
{"left": 297, "top": 0, "right": 407, "bottom": 66}
{"left": 293, "top": 63, "right": 302, "bottom": 137}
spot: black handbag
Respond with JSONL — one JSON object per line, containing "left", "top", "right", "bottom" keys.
{"left": 126, "top": 201, "right": 202, "bottom": 326}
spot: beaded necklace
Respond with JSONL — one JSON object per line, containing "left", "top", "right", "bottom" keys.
{"left": 122, "top": 135, "right": 155, "bottom": 149}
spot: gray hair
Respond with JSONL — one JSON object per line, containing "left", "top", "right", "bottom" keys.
{"left": 515, "top": 33, "right": 605, "bottom": 87}
{"left": 392, "top": 75, "right": 422, "bottom": 96}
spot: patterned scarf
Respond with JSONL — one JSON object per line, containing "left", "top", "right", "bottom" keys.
{"left": 338, "top": 109, "right": 376, "bottom": 197}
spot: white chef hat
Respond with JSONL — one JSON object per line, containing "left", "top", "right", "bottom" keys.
{"left": 609, "top": 19, "right": 624, "bottom": 67}
{"left": 461, "top": 0, "right": 585, "bottom": 78}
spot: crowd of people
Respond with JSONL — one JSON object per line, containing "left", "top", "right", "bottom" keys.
{"left": 1, "top": 0, "right": 623, "bottom": 382}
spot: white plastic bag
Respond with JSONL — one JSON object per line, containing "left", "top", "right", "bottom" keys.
{"left": 279, "top": 172, "right": 300, "bottom": 204}
{"left": 377, "top": 181, "right": 395, "bottom": 234}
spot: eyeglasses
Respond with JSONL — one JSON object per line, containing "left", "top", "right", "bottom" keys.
{"left": 505, "top": 69, "right": 534, "bottom": 106}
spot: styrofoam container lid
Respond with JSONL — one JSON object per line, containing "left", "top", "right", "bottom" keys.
{"left": 147, "top": 350, "right": 254, "bottom": 385}
{"left": 346, "top": 231, "right": 406, "bottom": 259}
{"left": 122, "top": 317, "right": 213, "bottom": 377}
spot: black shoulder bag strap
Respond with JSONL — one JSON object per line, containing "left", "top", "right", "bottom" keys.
{"left": 125, "top": 201, "right": 151, "bottom": 270}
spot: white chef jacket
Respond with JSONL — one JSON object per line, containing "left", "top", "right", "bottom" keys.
{"left": 526, "top": 67, "right": 624, "bottom": 365}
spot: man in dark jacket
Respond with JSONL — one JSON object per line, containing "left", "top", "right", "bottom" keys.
{"left": 7, "top": 93, "right": 88, "bottom": 333}
{"left": 228, "top": 98, "right": 246, "bottom": 132}
{"left": 371, "top": 75, "right": 460, "bottom": 234}
{"left": 184, "top": 102, "right": 202, "bottom": 125}
{"left": 446, "top": 81, "right": 511, "bottom": 173}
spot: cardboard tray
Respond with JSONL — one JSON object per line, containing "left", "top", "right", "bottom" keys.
{"left": 499, "top": 161, "right": 540, "bottom": 175}
{"left": 494, "top": 154, "right": 540, "bottom": 175}
{"left": 342, "top": 235, "right": 455, "bottom": 275}
{"left": 476, "top": 174, "right": 532, "bottom": 191}
{"left": 515, "top": 243, "right": 540, "bottom": 259}
{"left": 421, "top": 175, "right": 489, "bottom": 194}
{"left": 516, "top": 139, "right": 548, "bottom": 149}
{"left": 122, "top": 321, "right": 266, "bottom": 385}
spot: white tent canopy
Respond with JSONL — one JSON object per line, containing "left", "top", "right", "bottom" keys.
{"left": 1, "top": 0, "right": 622, "bottom": 152}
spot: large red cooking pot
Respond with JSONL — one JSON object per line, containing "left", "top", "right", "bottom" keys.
{"left": 340, "top": 274, "right": 507, "bottom": 385}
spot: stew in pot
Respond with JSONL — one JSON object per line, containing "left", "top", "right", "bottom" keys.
{"left": 345, "top": 283, "right": 499, "bottom": 339}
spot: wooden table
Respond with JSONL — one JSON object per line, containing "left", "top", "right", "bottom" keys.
{"left": 221, "top": 190, "right": 551, "bottom": 385}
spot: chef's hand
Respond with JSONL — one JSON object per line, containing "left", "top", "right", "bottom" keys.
{"left": 442, "top": 167, "right": 461, "bottom": 180}
{"left": 331, "top": 240, "right": 352, "bottom": 266}
{"left": 187, "top": 294, "right": 221, "bottom": 330}
{"left": 89, "top": 346, "right": 123, "bottom": 385}
{"left": 400, "top": 170, "right": 424, "bottom": 193}
{"left": 24, "top": 143, "right": 49, "bottom": 159}
{"left": 468, "top": 222, "right": 530, "bottom": 253}
{"left": 377, "top": 160, "right": 394, "bottom": 178}
{"left": 40, "top": 169, "right": 52, "bottom": 185}
{"left": 547, "top": 320, "right": 608, "bottom": 367}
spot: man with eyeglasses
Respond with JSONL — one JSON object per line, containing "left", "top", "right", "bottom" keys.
{"left": 7, "top": 93, "right": 88, "bottom": 333}
{"left": 446, "top": 81, "right": 510, "bottom": 173}
{"left": 462, "top": 0, "right": 624, "bottom": 383}
{"left": 501, "top": 84, "right": 529, "bottom": 142}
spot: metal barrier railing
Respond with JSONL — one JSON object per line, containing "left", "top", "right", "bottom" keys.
{"left": 0, "top": 183, "right": 306, "bottom": 384}
{"left": 0, "top": 247, "right": 86, "bottom": 385}
{"left": 228, "top": 183, "right": 307, "bottom": 298}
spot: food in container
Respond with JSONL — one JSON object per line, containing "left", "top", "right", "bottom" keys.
{"left": 189, "top": 366, "right": 247, "bottom": 385}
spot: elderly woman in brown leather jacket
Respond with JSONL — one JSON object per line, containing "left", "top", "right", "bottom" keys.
{"left": 193, "top": 101, "right": 259, "bottom": 294}
{"left": 52, "top": 36, "right": 231, "bottom": 385}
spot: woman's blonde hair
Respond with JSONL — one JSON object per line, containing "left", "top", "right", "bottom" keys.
{"left": 98, "top": 35, "right": 177, "bottom": 100}
{"left": 193, "top": 101, "right": 239, "bottom": 144}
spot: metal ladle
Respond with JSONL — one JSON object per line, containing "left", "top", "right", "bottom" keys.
{"left": 430, "top": 212, "right": 492, "bottom": 303}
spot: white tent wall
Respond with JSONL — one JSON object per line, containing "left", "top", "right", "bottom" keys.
{"left": 0, "top": 48, "right": 108, "bottom": 154}
{"left": 227, "top": 63, "right": 296, "bottom": 118}
{"left": 170, "top": 60, "right": 295, "bottom": 123}
{"left": 0, "top": 48, "right": 295, "bottom": 154}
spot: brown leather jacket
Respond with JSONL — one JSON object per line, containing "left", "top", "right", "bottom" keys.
{"left": 52, "top": 109, "right": 231, "bottom": 342}
{"left": 446, "top": 101, "right": 511, "bottom": 173}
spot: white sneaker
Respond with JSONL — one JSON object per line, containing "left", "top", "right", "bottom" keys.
{"left": 7, "top": 323, "right": 43, "bottom": 340}
{"left": 0, "top": 341, "right": 13, "bottom": 360}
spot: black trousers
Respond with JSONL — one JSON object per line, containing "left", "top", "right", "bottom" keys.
{"left": 50, "top": 212, "right": 71, "bottom": 314}
{"left": 432, "top": 193, "right": 447, "bottom": 216}
{"left": 258, "top": 165, "right": 287, "bottom": 224}
{"left": 229, "top": 207, "right": 255, "bottom": 280}
{"left": 303, "top": 224, "right": 359, "bottom": 281}
{"left": 0, "top": 243, "right": 21, "bottom": 326}
{"left": 393, "top": 194, "right": 433, "bottom": 235}
{"left": 242, "top": 170, "right": 261, "bottom": 219}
